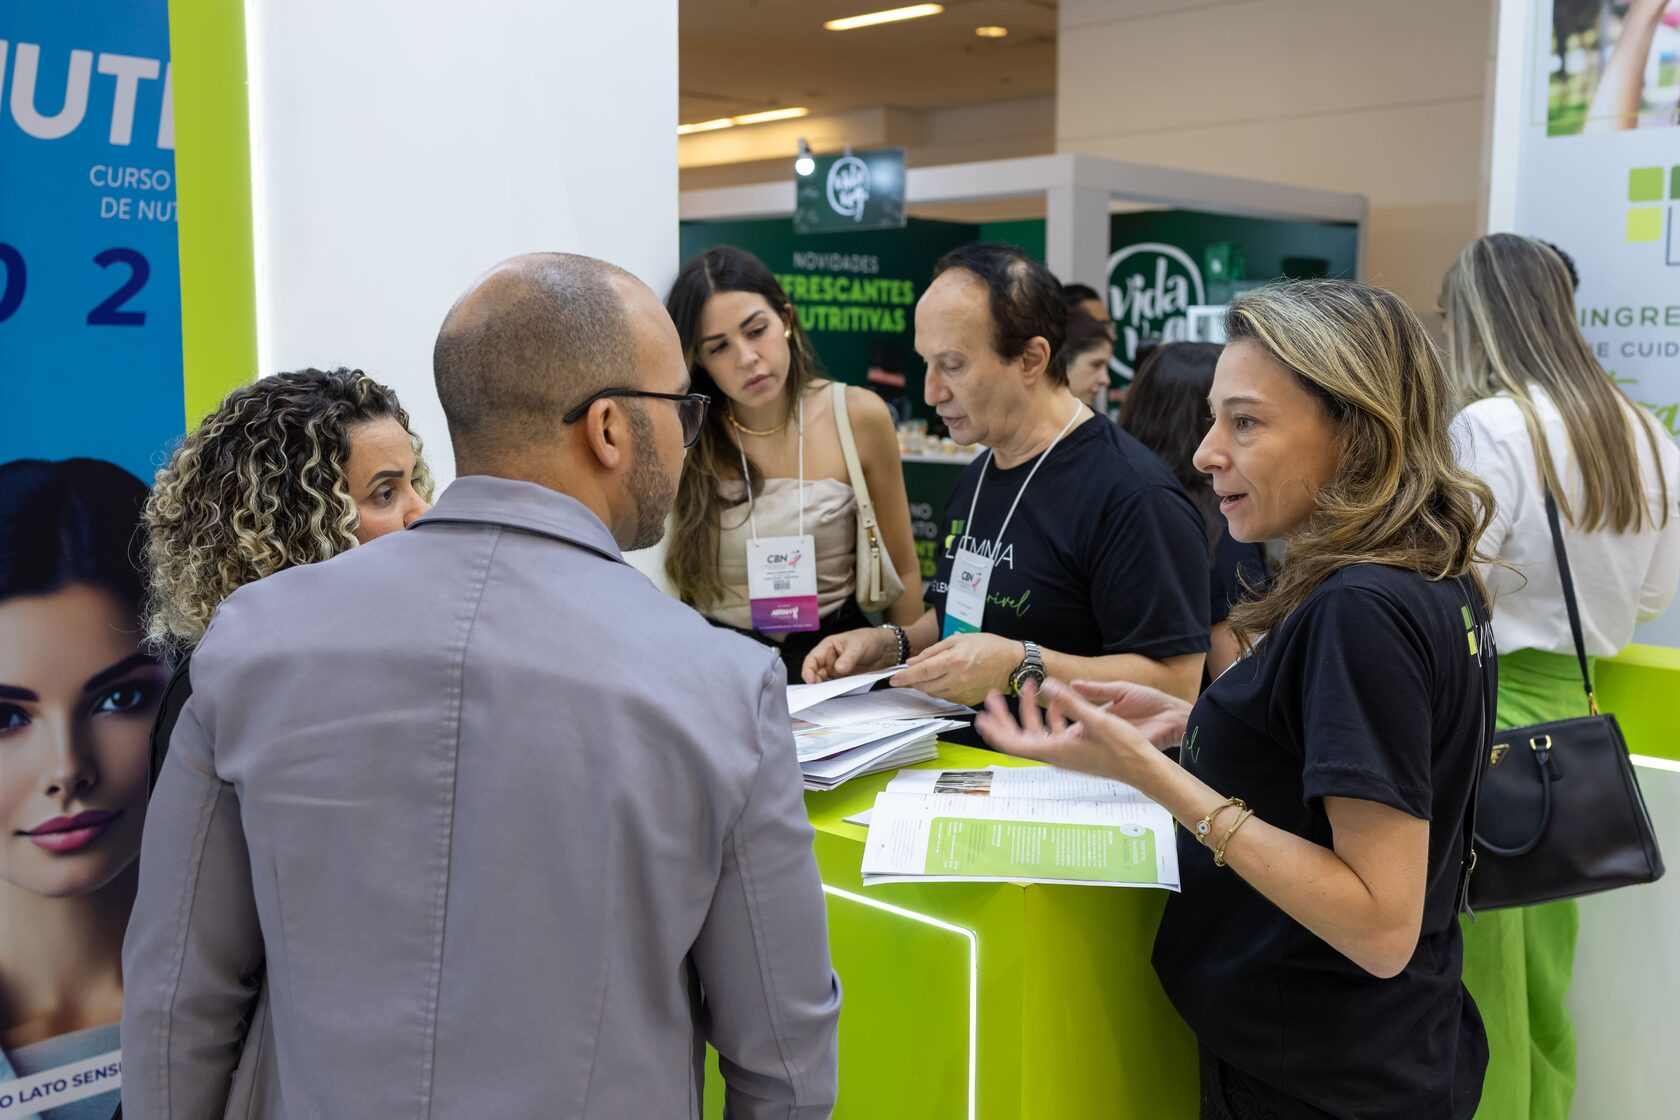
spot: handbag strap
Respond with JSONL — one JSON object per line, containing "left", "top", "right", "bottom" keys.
{"left": 831, "top": 382, "right": 879, "bottom": 531}
{"left": 1457, "top": 573, "right": 1496, "bottom": 917}
{"left": 1542, "top": 488, "right": 1598, "bottom": 714}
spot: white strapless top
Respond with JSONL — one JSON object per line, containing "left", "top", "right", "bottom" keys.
{"left": 710, "top": 476, "right": 858, "bottom": 633}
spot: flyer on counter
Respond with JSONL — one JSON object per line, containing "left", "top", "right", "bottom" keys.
{"left": 860, "top": 767, "right": 1180, "bottom": 890}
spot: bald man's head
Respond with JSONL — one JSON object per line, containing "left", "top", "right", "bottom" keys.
{"left": 434, "top": 252, "right": 663, "bottom": 466}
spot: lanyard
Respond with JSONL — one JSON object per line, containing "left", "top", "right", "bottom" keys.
{"left": 737, "top": 395, "right": 804, "bottom": 540}
{"left": 962, "top": 399, "right": 1081, "bottom": 552}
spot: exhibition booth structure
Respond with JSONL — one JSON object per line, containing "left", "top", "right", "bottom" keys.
{"left": 681, "top": 153, "right": 1365, "bottom": 588}
{"left": 9, "top": 0, "right": 1680, "bottom": 1114}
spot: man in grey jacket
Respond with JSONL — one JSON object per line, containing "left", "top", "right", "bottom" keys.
{"left": 120, "top": 253, "right": 842, "bottom": 1118}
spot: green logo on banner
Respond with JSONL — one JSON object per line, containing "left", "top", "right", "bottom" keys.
{"left": 794, "top": 147, "right": 907, "bottom": 234}
{"left": 1105, "top": 242, "right": 1206, "bottom": 377}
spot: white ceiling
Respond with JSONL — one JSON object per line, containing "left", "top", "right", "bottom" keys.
{"left": 679, "top": 0, "right": 1058, "bottom": 124}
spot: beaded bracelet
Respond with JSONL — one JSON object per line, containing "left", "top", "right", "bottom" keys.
{"left": 881, "top": 623, "right": 909, "bottom": 665}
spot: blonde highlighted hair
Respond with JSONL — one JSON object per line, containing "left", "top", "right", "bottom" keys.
{"left": 1223, "top": 281, "right": 1494, "bottom": 647}
{"left": 1442, "top": 232, "right": 1668, "bottom": 534}
{"left": 144, "top": 368, "right": 432, "bottom": 654}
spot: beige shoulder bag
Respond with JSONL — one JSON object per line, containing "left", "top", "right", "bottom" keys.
{"left": 831, "top": 381, "right": 906, "bottom": 614}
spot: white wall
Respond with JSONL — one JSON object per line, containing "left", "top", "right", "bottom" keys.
{"left": 1056, "top": 0, "right": 1495, "bottom": 311}
{"left": 1569, "top": 762, "right": 1680, "bottom": 1118}
{"left": 246, "top": 0, "right": 680, "bottom": 485}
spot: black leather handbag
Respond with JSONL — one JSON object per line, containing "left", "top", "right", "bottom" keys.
{"left": 1467, "top": 490, "right": 1666, "bottom": 911}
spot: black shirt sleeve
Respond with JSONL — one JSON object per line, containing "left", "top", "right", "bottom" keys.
{"left": 1088, "top": 484, "right": 1211, "bottom": 659}
{"left": 148, "top": 654, "right": 194, "bottom": 796}
{"left": 1275, "top": 584, "right": 1435, "bottom": 819}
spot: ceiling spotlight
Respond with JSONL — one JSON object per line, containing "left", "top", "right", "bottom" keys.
{"left": 975, "top": 26, "right": 1008, "bottom": 38}
{"left": 795, "top": 138, "right": 816, "bottom": 177}
{"left": 825, "top": 5, "right": 944, "bottom": 32}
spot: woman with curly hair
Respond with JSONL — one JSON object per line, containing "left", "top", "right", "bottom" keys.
{"left": 123, "top": 368, "right": 430, "bottom": 1115}
{"left": 145, "top": 367, "right": 432, "bottom": 657}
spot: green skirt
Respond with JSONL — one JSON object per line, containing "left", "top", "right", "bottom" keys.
{"left": 1460, "top": 648, "right": 1591, "bottom": 1120}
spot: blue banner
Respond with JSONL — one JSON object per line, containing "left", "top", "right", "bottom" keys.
{"left": 1, "top": 0, "right": 182, "bottom": 479}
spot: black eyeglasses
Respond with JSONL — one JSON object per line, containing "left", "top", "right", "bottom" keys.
{"left": 562, "top": 389, "right": 711, "bottom": 448}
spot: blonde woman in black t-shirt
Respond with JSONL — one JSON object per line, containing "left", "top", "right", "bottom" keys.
{"left": 979, "top": 281, "right": 1496, "bottom": 1120}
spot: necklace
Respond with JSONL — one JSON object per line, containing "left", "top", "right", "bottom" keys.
{"left": 727, "top": 408, "right": 791, "bottom": 438}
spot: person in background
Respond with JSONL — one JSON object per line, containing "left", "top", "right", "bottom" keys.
{"left": 145, "top": 367, "right": 434, "bottom": 663}
{"left": 125, "top": 368, "right": 434, "bottom": 1115}
{"left": 0, "top": 459, "right": 160, "bottom": 1118}
{"left": 1583, "top": 0, "right": 1679, "bottom": 132}
{"left": 1064, "top": 309, "right": 1114, "bottom": 417}
{"left": 121, "top": 252, "right": 841, "bottom": 1118}
{"left": 980, "top": 280, "right": 1495, "bottom": 1120}
{"left": 1444, "top": 232, "right": 1680, "bottom": 1120}
{"left": 664, "top": 246, "right": 923, "bottom": 679}
{"left": 1121, "top": 342, "right": 1268, "bottom": 680}
{"left": 1062, "top": 281, "right": 1114, "bottom": 341}
{"left": 806, "top": 243, "right": 1209, "bottom": 718}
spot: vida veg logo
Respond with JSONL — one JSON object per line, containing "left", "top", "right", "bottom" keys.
{"left": 1105, "top": 243, "right": 1206, "bottom": 378}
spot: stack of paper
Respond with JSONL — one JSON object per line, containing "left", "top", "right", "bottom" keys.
{"left": 859, "top": 766, "right": 1181, "bottom": 890}
{"left": 786, "top": 671, "right": 972, "bottom": 791}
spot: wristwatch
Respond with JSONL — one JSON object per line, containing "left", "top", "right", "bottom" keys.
{"left": 1008, "top": 640, "right": 1046, "bottom": 698}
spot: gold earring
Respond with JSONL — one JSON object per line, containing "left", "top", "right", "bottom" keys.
{"left": 784, "top": 328, "right": 792, "bottom": 339}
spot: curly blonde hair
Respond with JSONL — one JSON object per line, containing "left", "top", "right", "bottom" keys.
{"left": 144, "top": 368, "right": 433, "bottom": 654}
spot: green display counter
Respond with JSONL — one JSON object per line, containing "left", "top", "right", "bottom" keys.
{"left": 705, "top": 744, "right": 1197, "bottom": 1119}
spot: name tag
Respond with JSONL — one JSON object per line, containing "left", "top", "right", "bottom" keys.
{"left": 941, "top": 544, "right": 993, "bottom": 639}
{"left": 748, "top": 535, "right": 820, "bottom": 632}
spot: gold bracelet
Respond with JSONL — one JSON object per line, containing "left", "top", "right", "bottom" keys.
{"left": 1212, "top": 809, "right": 1255, "bottom": 868}
{"left": 1192, "top": 797, "right": 1244, "bottom": 844}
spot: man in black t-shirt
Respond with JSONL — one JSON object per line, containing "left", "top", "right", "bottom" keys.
{"left": 803, "top": 244, "right": 1210, "bottom": 709}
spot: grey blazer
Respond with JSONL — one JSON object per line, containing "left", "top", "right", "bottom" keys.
{"left": 121, "top": 477, "right": 841, "bottom": 1119}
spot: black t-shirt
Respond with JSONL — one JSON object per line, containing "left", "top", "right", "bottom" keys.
{"left": 927, "top": 416, "right": 1211, "bottom": 665}
{"left": 1153, "top": 564, "right": 1491, "bottom": 1120}
{"left": 1210, "top": 513, "right": 1268, "bottom": 626}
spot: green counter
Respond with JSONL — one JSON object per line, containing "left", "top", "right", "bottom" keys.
{"left": 706, "top": 744, "right": 1197, "bottom": 1119}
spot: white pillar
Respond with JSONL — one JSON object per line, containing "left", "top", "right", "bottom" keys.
{"left": 244, "top": 0, "right": 679, "bottom": 486}
{"left": 1044, "top": 183, "right": 1109, "bottom": 288}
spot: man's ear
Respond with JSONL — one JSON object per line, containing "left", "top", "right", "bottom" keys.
{"left": 1018, "top": 335, "right": 1053, "bottom": 385}
{"left": 582, "top": 398, "right": 629, "bottom": 471}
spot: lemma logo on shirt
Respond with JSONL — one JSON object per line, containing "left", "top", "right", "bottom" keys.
{"left": 1105, "top": 243, "right": 1206, "bottom": 378}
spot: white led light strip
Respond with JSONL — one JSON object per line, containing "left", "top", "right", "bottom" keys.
{"left": 821, "top": 884, "right": 978, "bottom": 1120}
{"left": 241, "top": 0, "right": 273, "bottom": 376}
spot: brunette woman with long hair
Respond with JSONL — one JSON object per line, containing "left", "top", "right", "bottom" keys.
{"left": 664, "top": 247, "right": 922, "bottom": 677}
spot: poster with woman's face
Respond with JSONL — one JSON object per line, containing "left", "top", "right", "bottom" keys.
{"left": 0, "top": 0, "right": 182, "bottom": 1108}
{"left": 0, "top": 459, "right": 161, "bottom": 1116}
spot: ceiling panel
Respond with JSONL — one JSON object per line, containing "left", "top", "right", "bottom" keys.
{"left": 680, "top": 0, "right": 1057, "bottom": 123}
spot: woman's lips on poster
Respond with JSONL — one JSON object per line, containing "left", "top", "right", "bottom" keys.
{"left": 22, "top": 809, "right": 120, "bottom": 853}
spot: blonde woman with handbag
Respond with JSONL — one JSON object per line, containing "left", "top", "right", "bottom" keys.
{"left": 664, "top": 246, "right": 921, "bottom": 679}
{"left": 1445, "top": 233, "right": 1680, "bottom": 1120}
